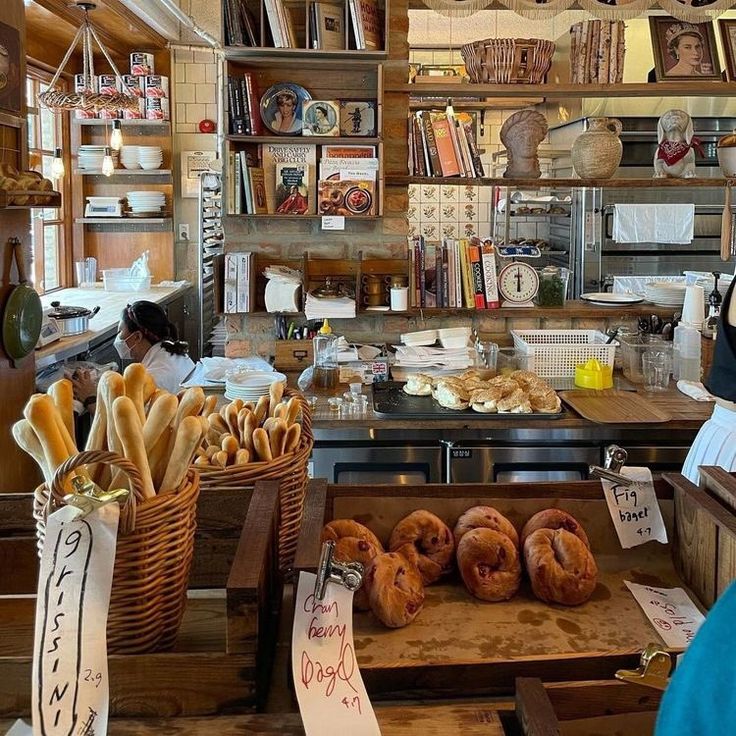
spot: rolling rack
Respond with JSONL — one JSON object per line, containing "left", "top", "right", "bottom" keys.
{"left": 198, "top": 171, "right": 224, "bottom": 357}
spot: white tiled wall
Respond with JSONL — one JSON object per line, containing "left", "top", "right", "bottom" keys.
{"left": 173, "top": 47, "right": 218, "bottom": 135}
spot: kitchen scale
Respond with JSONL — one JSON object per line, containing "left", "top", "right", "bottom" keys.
{"left": 36, "top": 308, "right": 62, "bottom": 348}
{"left": 85, "top": 196, "right": 123, "bottom": 218}
{"left": 497, "top": 261, "right": 539, "bottom": 307}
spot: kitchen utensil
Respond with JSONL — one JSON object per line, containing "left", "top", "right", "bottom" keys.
{"left": 642, "top": 352, "right": 670, "bottom": 392}
{"left": 47, "top": 301, "right": 100, "bottom": 336}
{"left": 574, "top": 359, "right": 613, "bottom": 390}
{"left": 559, "top": 390, "right": 671, "bottom": 423}
{"left": 605, "top": 328, "right": 619, "bottom": 345}
{"left": 2, "top": 238, "right": 42, "bottom": 365}
{"left": 721, "top": 183, "right": 732, "bottom": 262}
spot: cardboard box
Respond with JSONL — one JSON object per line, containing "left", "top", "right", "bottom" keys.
{"left": 274, "top": 340, "right": 314, "bottom": 371}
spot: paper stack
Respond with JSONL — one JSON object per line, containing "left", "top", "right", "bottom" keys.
{"left": 305, "top": 293, "right": 356, "bottom": 320}
{"left": 393, "top": 345, "right": 474, "bottom": 371}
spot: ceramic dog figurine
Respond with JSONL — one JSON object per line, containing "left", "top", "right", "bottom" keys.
{"left": 654, "top": 109, "right": 701, "bottom": 178}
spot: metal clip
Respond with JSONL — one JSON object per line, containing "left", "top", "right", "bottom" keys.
{"left": 589, "top": 444, "right": 633, "bottom": 486}
{"left": 314, "top": 540, "right": 364, "bottom": 601}
{"left": 63, "top": 476, "right": 130, "bottom": 520}
{"left": 615, "top": 643, "right": 673, "bottom": 690}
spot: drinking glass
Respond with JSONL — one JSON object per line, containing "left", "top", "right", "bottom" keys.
{"left": 642, "top": 351, "right": 670, "bottom": 392}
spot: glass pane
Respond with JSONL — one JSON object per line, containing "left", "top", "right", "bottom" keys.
{"left": 43, "top": 226, "right": 60, "bottom": 291}
{"left": 40, "top": 106, "right": 56, "bottom": 150}
{"left": 41, "top": 154, "right": 53, "bottom": 179}
{"left": 27, "top": 112, "right": 36, "bottom": 148}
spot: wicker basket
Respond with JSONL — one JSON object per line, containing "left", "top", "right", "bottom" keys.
{"left": 34, "top": 451, "right": 200, "bottom": 654}
{"left": 196, "top": 389, "right": 313, "bottom": 572}
{"left": 461, "top": 38, "right": 555, "bottom": 84}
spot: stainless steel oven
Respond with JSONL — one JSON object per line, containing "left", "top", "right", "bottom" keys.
{"left": 311, "top": 443, "right": 443, "bottom": 485}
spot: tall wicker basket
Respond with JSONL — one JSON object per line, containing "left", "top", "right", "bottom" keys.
{"left": 196, "top": 389, "right": 313, "bottom": 572}
{"left": 34, "top": 451, "right": 200, "bottom": 654}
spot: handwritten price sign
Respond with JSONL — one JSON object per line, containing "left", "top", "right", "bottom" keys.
{"left": 292, "top": 572, "right": 380, "bottom": 736}
{"left": 32, "top": 504, "right": 118, "bottom": 736}
{"left": 601, "top": 467, "right": 667, "bottom": 548}
{"left": 625, "top": 581, "right": 705, "bottom": 649}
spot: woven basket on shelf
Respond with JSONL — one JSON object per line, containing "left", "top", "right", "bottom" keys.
{"left": 461, "top": 38, "right": 555, "bottom": 84}
{"left": 34, "top": 450, "right": 200, "bottom": 654}
{"left": 196, "top": 388, "right": 313, "bottom": 572}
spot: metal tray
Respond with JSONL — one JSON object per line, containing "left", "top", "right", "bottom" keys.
{"left": 372, "top": 381, "right": 566, "bottom": 420}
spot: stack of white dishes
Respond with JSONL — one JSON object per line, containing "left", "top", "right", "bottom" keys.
{"left": 138, "top": 146, "right": 163, "bottom": 170}
{"left": 120, "top": 146, "right": 140, "bottom": 169}
{"left": 78, "top": 145, "right": 118, "bottom": 171}
{"left": 224, "top": 371, "right": 286, "bottom": 401}
{"left": 644, "top": 281, "right": 688, "bottom": 307}
{"left": 126, "top": 190, "right": 166, "bottom": 215}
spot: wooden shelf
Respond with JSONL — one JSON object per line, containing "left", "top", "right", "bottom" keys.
{"left": 76, "top": 217, "right": 172, "bottom": 224}
{"left": 390, "top": 175, "right": 732, "bottom": 188}
{"left": 224, "top": 46, "right": 387, "bottom": 62}
{"left": 0, "top": 190, "right": 61, "bottom": 208}
{"left": 409, "top": 99, "right": 544, "bottom": 110}
{"left": 393, "top": 81, "right": 736, "bottom": 99}
{"left": 226, "top": 135, "right": 380, "bottom": 145}
{"left": 74, "top": 119, "right": 171, "bottom": 128}
{"left": 409, "top": 302, "right": 683, "bottom": 318}
{"left": 224, "top": 213, "right": 381, "bottom": 220}
{"left": 75, "top": 169, "right": 172, "bottom": 176}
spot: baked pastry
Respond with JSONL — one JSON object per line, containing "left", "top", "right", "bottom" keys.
{"left": 496, "top": 388, "right": 532, "bottom": 413}
{"left": 454, "top": 505, "right": 519, "bottom": 548}
{"left": 528, "top": 387, "right": 561, "bottom": 413}
{"left": 334, "top": 536, "right": 380, "bottom": 611}
{"left": 403, "top": 373, "right": 433, "bottom": 396}
{"left": 321, "top": 519, "right": 384, "bottom": 551}
{"left": 457, "top": 528, "right": 521, "bottom": 601}
{"left": 366, "top": 552, "right": 425, "bottom": 627}
{"left": 524, "top": 528, "right": 598, "bottom": 605}
{"left": 389, "top": 509, "right": 454, "bottom": 584}
{"left": 434, "top": 380, "right": 470, "bottom": 410}
{"left": 469, "top": 385, "right": 509, "bottom": 413}
{"left": 520, "top": 509, "right": 590, "bottom": 549}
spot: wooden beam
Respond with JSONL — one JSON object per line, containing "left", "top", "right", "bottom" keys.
{"left": 100, "top": 0, "right": 169, "bottom": 49}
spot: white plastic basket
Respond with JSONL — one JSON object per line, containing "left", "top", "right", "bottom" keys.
{"left": 511, "top": 330, "right": 618, "bottom": 378}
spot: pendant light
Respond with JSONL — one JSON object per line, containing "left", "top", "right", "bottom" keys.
{"left": 110, "top": 120, "right": 123, "bottom": 151}
{"left": 51, "top": 148, "right": 65, "bottom": 179}
{"left": 101, "top": 147, "right": 115, "bottom": 177}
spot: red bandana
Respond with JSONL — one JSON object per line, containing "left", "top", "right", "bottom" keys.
{"left": 656, "top": 137, "right": 705, "bottom": 166}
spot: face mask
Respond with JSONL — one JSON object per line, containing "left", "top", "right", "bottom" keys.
{"left": 114, "top": 333, "right": 134, "bottom": 361}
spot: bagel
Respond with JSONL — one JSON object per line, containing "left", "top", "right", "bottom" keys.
{"left": 457, "top": 528, "right": 521, "bottom": 601}
{"left": 321, "top": 519, "right": 384, "bottom": 552}
{"left": 454, "top": 506, "right": 519, "bottom": 548}
{"left": 520, "top": 509, "right": 590, "bottom": 549}
{"left": 388, "top": 510, "right": 454, "bottom": 584}
{"left": 334, "top": 536, "right": 380, "bottom": 611}
{"left": 365, "top": 552, "right": 425, "bottom": 628}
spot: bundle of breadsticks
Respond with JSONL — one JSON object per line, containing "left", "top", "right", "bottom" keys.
{"left": 195, "top": 380, "right": 302, "bottom": 468}
{"left": 14, "top": 364, "right": 208, "bottom": 499}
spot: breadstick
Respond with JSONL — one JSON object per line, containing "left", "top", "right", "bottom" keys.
{"left": 142, "top": 371, "right": 156, "bottom": 404}
{"left": 24, "top": 395, "right": 71, "bottom": 486}
{"left": 205, "top": 427, "right": 222, "bottom": 446}
{"left": 208, "top": 412, "right": 229, "bottom": 435}
{"left": 198, "top": 415, "right": 209, "bottom": 440}
{"left": 254, "top": 396, "right": 269, "bottom": 426}
{"left": 160, "top": 416, "right": 203, "bottom": 493}
{"left": 286, "top": 397, "right": 301, "bottom": 425}
{"left": 12, "top": 419, "right": 51, "bottom": 486}
{"left": 237, "top": 408, "right": 250, "bottom": 445}
{"left": 283, "top": 422, "right": 302, "bottom": 453}
{"left": 252, "top": 427, "right": 272, "bottom": 462}
{"left": 48, "top": 379, "right": 74, "bottom": 441}
{"left": 194, "top": 455, "right": 210, "bottom": 466}
{"left": 112, "top": 396, "right": 155, "bottom": 499}
{"left": 213, "top": 450, "right": 229, "bottom": 467}
{"left": 243, "top": 412, "right": 257, "bottom": 454}
{"left": 262, "top": 417, "right": 279, "bottom": 433}
{"left": 234, "top": 449, "right": 250, "bottom": 465}
{"left": 100, "top": 372, "right": 126, "bottom": 457}
{"left": 205, "top": 445, "right": 219, "bottom": 459}
{"left": 231, "top": 399, "right": 244, "bottom": 413}
{"left": 243, "top": 401, "right": 255, "bottom": 412}
{"left": 273, "top": 402, "right": 286, "bottom": 420}
{"left": 143, "top": 393, "right": 178, "bottom": 452}
{"left": 85, "top": 394, "right": 107, "bottom": 451}
{"left": 123, "top": 363, "right": 148, "bottom": 424}
{"left": 175, "top": 387, "right": 206, "bottom": 427}
{"left": 269, "top": 381, "right": 285, "bottom": 415}
{"left": 148, "top": 425, "right": 172, "bottom": 489}
{"left": 269, "top": 421, "right": 287, "bottom": 458}
{"left": 221, "top": 434, "right": 239, "bottom": 461}
{"left": 147, "top": 388, "right": 167, "bottom": 412}
{"left": 201, "top": 395, "right": 217, "bottom": 417}
{"left": 225, "top": 403, "right": 239, "bottom": 436}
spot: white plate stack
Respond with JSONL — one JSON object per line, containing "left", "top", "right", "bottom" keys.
{"left": 120, "top": 145, "right": 140, "bottom": 169}
{"left": 224, "top": 371, "right": 286, "bottom": 401}
{"left": 126, "top": 190, "right": 166, "bottom": 215}
{"left": 644, "top": 282, "right": 688, "bottom": 307}
{"left": 138, "top": 145, "right": 163, "bottom": 170}
{"left": 78, "top": 145, "right": 118, "bottom": 171}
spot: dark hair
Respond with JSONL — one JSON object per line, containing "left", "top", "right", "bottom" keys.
{"left": 122, "top": 301, "right": 189, "bottom": 356}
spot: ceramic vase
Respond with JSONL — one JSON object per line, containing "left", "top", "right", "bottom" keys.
{"left": 571, "top": 117, "right": 623, "bottom": 179}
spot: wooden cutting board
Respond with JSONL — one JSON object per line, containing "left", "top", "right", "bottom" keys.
{"left": 559, "top": 390, "right": 672, "bottom": 423}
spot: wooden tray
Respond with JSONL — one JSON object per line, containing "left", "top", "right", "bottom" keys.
{"left": 293, "top": 475, "right": 736, "bottom": 699}
{"left": 559, "top": 390, "right": 672, "bottom": 424}
{"left": 0, "top": 481, "right": 281, "bottom": 718}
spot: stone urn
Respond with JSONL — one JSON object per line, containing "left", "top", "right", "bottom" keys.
{"left": 571, "top": 117, "right": 623, "bottom": 179}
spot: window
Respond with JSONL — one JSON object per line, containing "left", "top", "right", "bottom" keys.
{"left": 26, "top": 71, "right": 68, "bottom": 293}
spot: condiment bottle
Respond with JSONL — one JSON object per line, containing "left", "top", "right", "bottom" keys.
{"left": 673, "top": 320, "right": 702, "bottom": 382}
{"left": 312, "top": 318, "right": 339, "bottom": 389}
{"left": 703, "top": 271, "right": 722, "bottom": 339}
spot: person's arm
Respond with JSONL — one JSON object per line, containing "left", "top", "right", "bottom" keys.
{"left": 71, "top": 368, "right": 98, "bottom": 416}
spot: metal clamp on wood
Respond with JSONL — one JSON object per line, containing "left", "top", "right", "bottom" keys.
{"left": 314, "top": 540, "right": 365, "bottom": 601}
{"left": 589, "top": 444, "right": 633, "bottom": 486}
{"left": 63, "top": 475, "right": 130, "bottom": 520}
{"left": 615, "top": 643, "right": 673, "bottom": 690}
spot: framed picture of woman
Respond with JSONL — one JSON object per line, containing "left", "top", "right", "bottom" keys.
{"left": 649, "top": 18, "right": 721, "bottom": 81}
{"left": 718, "top": 19, "right": 736, "bottom": 81}
{"left": 260, "top": 83, "right": 311, "bottom": 136}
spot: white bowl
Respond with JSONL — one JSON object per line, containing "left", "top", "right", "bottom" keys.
{"left": 718, "top": 147, "right": 736, "bottom": 177}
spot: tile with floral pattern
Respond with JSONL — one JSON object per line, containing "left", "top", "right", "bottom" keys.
{"left": 422, "top": 185, "right": 439, "bottom": 202}
{"left": 422, "top": 224, "right": 437, "bottom": 239}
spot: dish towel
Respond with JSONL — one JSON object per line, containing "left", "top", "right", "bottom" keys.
{"left": 677, "top": 380, "right": 715, "bottom": 401}
{"left": 613, "top": 204, "right": 695, "bottom": 244}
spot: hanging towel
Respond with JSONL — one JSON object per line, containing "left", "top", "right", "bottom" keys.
{"left": 613, "top": 203, "right": 695, "bottom": 244}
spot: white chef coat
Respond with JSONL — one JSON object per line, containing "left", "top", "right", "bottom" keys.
{"left": 141, "top": 342, "right": 195, "bottom": 394}
{"left": 682, "top": 403, "right": 736, "bottom": 484}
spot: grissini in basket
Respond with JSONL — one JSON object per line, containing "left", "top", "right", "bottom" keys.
{"left": 124, "top": 363, "right": 149, "bottom": 424}
{"left": 143, "top": 393, "right": 178, "bottom": 452}
{"left": 161, "top": 415, "right": 203, "bottom": 494}
{"left": 48, "top": 378, "right": 74, "bottom": 440}
{"left": 112, "top": 395, "right": 156, "bottom": 499}
{"left": 12, "top": 419, "right": 52, "bottom": 486}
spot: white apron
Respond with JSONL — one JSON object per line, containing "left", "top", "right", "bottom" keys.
{"left": 682, "top": 404, "right": 736, "bottom": 484}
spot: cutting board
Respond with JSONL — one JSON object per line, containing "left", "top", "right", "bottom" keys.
{"left": 559, "top": 390, "right": 672, "bottom": 424}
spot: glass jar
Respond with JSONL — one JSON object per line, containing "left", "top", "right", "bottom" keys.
{"left": 536, "top": 266, "right": 569, "bottom": 308}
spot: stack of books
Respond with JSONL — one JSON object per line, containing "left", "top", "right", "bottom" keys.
{"left": 348, "top": 0, "right": 382, "bottom": 50}
{"left": 223, "top": 252, "right": 255, "bottom": 314}
{"left": 310, "top": 2, "right": 345, "bottom": 50}
{"left": 409, "top": 106, "right": 484, "bottom": 178}
{"left": 227, "top": 72, "right": 263, "bottom": 135}
{"left": 264, "top": 0, "right": 298, "bottom": 47}
{"left": 318, "top": 145, "right": 378, "bottom": 217}
{"left": 409, "top": 236, "right": 499, "bottom": 310}
{"left": 224, "top": 0, "right": 258, "bottom": 46}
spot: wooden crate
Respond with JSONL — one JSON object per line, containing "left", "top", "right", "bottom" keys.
{"left": 0, "top": 480, "right": 281, "bottom": 717}
{"left": 293, "top": 477, "right": 736, "bottom": 699}
{"left": 274, "top": 339, "right": 314, "bottom": 371}
{"left": 515, "top": 677, "right": 663, "bottom": 736}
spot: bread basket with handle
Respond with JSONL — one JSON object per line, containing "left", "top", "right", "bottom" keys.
{"left": 34, "top": 450, "right": 200, "bottom": 654}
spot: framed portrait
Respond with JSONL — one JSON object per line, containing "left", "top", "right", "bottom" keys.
{"left": 0, "top": 21, "right": 22, "bottom": 115}
{"left": 718, "top": 19, "right": 736, "bottom": 81}
{"left": 302, "top": 100, "right": 340, "bottom": 136}
{"left": 339, "top": 100, "right": 377, "bottom": 137}
{"left": 649, "top": 17, "right": 721, "bottom": 81}
{"left": 260, "top": 82, "right": 311, "bottom": 136}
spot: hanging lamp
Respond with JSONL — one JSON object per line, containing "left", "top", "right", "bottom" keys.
{"left": 37, "top": 1, "right": 138, "bottom": 115}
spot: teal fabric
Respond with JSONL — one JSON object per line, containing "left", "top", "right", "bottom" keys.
{"left": 655, "top": 580, "right": 736, "bottom": 734}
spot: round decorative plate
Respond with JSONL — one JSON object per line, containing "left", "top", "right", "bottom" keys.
{"left": 580, "top": 292, "right": 644, "bottom": 305}
{"left": 260, "top": 83, "right": 311, "bottom": 136}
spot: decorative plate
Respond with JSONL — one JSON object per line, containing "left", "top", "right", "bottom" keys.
{"left": 260, "top": 83, "right": 311, "bottom": 136}
{"left": 580, "top": 292, "right": 645, "bottom": 305}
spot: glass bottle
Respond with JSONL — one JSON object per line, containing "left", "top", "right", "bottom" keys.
{"left": 312, "top": 318, "right": 339, "bottom": 389}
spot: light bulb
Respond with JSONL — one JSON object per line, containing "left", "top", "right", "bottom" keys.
{"left": 110, "top": 120, "right": 123, "bottom": 151}
{"left": 51, "top": 148, "right": 65, "bottom": 179}
{"left": 102, "top": 147, "right": 115, "bottom": 177}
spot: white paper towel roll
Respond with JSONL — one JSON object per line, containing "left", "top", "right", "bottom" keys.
{"left": 265, "top": 279, "right": 301, "bottom": 313}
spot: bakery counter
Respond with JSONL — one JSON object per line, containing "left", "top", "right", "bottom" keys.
{"left": 36, "top": 283, "right": 191, "bottom": 369}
